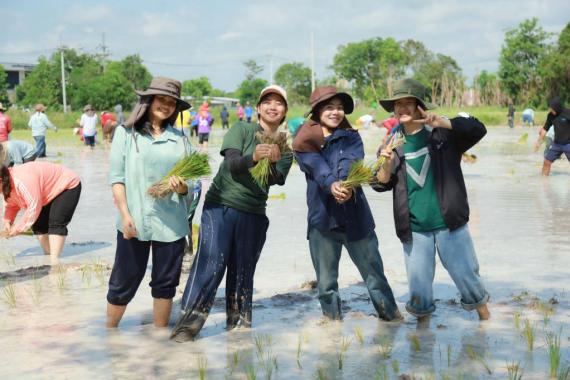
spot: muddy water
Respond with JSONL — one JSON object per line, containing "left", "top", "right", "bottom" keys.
{"left": 0, "top": 126, "right": 568, "bottom": 379}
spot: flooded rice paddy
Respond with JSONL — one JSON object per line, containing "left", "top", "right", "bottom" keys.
{"left": 1, "top": 126, "right": 569, "bottom": 379}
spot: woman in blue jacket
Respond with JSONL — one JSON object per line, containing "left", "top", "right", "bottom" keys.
{"left": 293, "top": 86, "right": 401, "bottom": 321}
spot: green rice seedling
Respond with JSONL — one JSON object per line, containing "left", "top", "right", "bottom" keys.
{"left": 409, "top": 334, "right": 421, "bottom": 352}
{"left": 440, "top": 372, "right": 453, "bottom": 380}
{"left": 466, "top": 345, "right": 492, "bottom": 375}
{"left": 521, "top": 319, "right": 535, "bottom": 351}
{"left": 506, "top": 361, "right": 524, "bottom": 380}
{"left": 377, "top": 336, "right": 393, "bottom": 359}
{"left": 354, "top": 326, "right": 364, "bottom": 346}
{"left": 337, "top": 336, "right": 352, "bottom": 370}
{"left": 92, "top": 258, "right": 107, "bottom": 286}
{"left": 30, "top": 269, "right": 43, "bottom": 305}
{"left": 197, "top": 356, "right": 207, "bottom": 380}
{"left": 314, "top": 366, "right": 328, "bottom": 380}
{"left": 391, "top": 359, "right": 399, "bottom": 375}
{"left": 250, "top": 132, "right": 291, "bottom": 188}
{"left": 374, "top": 362, "right": 388, "bottom": 380}
{"left": 370, "top": 131, "right": 406, "bottom": 173}
{"left": 55, "top": 264, "right": 67, "bottom": 292}
{"left": 296, "top": 334, "right": 303, "bottom": 369}
{"left": 447, "top": 344, "right": 452, "bottom": 367}
{"left": 80, "top": 264, "right": 93, "bottom": 286}
{"left": 514, "top": 311, "right": 522, "bottom": 330}
{"left": 228, "top": 349, "right": 243, "bottom": 375}
{"left": 546, "top": 331, "right": 562, "bottom": 378}
{"left": 1, "top": 280, "right": 17, "bottom": 308}
{"left": 518, "top": 132, "right": 529, "bottom": 144}
{"left": 148, "top": 152, "right": 211, "bottom": 198}
{"left": 341, "top": 160, "right": 374, "bottom": 188}
{"left": 558, "top": 365, "right": 570, "bottom": 380}
{"left": 245, "top": 364, "right": 257, "bottom": 380}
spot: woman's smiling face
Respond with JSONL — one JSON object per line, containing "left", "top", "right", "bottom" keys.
{"left": 318, "top": 97, "right": 345, "bottom": 129}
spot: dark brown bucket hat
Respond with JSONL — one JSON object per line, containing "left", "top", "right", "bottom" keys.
{"left": 305, "top": 86, "right": 354, "bottom": 117}
{"left": 379, "top": 78, "right": 434, "bottom": 112}
{"left": 135, "top": 76, "right": 191, "bottom": 111}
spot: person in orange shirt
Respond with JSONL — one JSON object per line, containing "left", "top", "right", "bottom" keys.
{"left": 0, "top": 103, "right": 12, "bottom": 142}
{"left": 1, "top": 161, "right": 81, "bottom": 264}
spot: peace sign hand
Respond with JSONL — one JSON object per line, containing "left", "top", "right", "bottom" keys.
{"left": 412, "top": 106, "right": 452, "bottom": 129}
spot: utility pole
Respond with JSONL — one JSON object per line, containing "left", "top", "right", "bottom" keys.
{"left": 60, "top": 48, "right": 67, "bottom": 113}
{"left": 310, "top": 32, "right": 315, "bottom": 92}
{"left": 99, "top": 32, "right": 110, "bottom": 71}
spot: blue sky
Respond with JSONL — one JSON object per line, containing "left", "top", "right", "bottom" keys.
{"left": 0, "top": 0, "right": 568, "bottom": 91}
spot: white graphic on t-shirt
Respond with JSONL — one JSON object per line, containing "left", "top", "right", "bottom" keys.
{"left": 404, "top": 146, "right": 430, "bottom": 187}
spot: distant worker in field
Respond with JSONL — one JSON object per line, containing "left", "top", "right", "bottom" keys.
{"left": 81, "top": 105, "right": 98, "bottom": 150}
{"left": 174, "top": 107, "right": 191, "bottom": 135}
{"left": 220, "top": 105, "right": 230, "bottom": 130}
{"left": 115, "top": 104, "right": 125, "bottom": 126}
{"left": 196, "top": 103, "right": 213, "bottom": 150}
{"left": 521, "top": 108, "right": 534, "bottom": 127}
{"left": 236, "top": 102, "right": 245, "bottom": 121}
{"left": 0, "top": 103, "right": 12, "bottom": 142}
{"left": 535, "top": 97, "right": 570, "bottom": 176}
{"left": 28, "top": 103, "right": 57, "bottom": 158}
{"left": 507, "top": 102, "right": 515, "bottom": 128}
{"left": 356, "top": 113, "right": 376, "bottom": 129}
{"left": 101, "top": 110, "right": 118, "bottom": 145}
{"left": 1, "top": 140, "right": 37, "bottom": 166}
{"left": 244, "top": 101, "right": 253, "bottom": 123}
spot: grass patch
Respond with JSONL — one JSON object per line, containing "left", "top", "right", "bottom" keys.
{"left": 521, "top": 319, "right": 536, "bottom": 351}
{"left": 546, "top": 330, "right": 562, "bottom": 378}
{"left": 506, "top": 361, "right": 524, "bottom": 380}
{"left": 1, "top": 280, "right": 17, "bottom": 308}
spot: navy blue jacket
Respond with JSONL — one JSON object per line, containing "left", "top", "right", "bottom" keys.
{"left": 295, "top": 127, "right": 375, "bottom": 241}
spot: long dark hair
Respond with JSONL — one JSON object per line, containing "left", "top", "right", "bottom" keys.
{"left": 1, "top": 166, "right": 12, "bottom": 199}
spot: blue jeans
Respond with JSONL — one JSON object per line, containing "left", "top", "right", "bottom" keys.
{"left": 174, "top": 202, "right": 269, "bottom": 335}
{"left": 33, "top": 135, "right": 46, "bottom": 157}
{"left": 402, "top": 225, "right": 489, "bottom": 317}
{"left": 308, "top": 228, "right": 399, "bottom": 320}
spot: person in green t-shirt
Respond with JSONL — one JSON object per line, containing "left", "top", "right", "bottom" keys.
{"left": 171, "top": 85, "right": 293, "bottom": 342}
{"left": 374, "top": 78, "right": 490, "bottom": 322}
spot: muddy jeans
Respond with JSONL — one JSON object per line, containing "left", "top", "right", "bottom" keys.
{"left": 402, "top": 225, "right": 489, "bottom": 317}
{"left": 308, "top": 228, "right": 399, "bottom": 320}
{"left": 175, "top": 202, "right": 269, "bottom": 334}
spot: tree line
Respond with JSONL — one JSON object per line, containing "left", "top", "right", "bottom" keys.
{"left": 0, "top": 18, "right": 568, "bottom": 111}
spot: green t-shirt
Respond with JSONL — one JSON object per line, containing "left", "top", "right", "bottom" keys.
{"left": 403, "top": 127, "right": 447, "bottom": 232}
{"left": 205, "top": 122, "right": 293, "bottom": 215}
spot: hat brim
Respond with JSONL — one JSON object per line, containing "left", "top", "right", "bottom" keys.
{"left": 305, "top": 92, "right": 354, "bottom": 118}
{"left": 379, "top": 94, "right": 434, "bottom": 113}
{"left": 135, "top": 89, "right": 192, "bottom": 111}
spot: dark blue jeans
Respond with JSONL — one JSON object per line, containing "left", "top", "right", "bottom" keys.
{"left": 175, "top": 202, "right": 269, "bottom": 334}
{"left": 308, "top": 228, "right": 399, "bottom": 320}
{"left": 33, "top": 135, "right": 46, "bottom": 157}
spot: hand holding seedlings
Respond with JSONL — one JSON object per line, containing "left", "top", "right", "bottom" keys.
{"left": 331, "top": 181, "right": 352, "bottom": 203}
{"left": 168, "top": 175, "right": 188, "bottom": 195}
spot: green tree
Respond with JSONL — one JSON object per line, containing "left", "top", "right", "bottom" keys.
{"left": 474, "top": 70, "right": 502, "bottom": 105}
{"left": 237, "top": 78, "right": 268, "bottom": 104}
{"left": 274, "top": 62, "right": 311, "bottom": 104}
{"left": 15, "top": 57, "right": 61, "bottom": 109}
{"left": 243, "top": 59, "right": 263, "bottom": 81}
{"left": 498, "top": 18, "right": 551, "bottom": 105}
{"left": 117, "top": 54, "right": 152, "bottom": 91}
{"left": 332, "top": 37, "right": 407, "bottom": 103}
{"left": 540, "top": 22, "right": 570, "bottom": 103}
{"left": 0, "top": 64, "right": 9, "bottom": 105}
{"left": 182, "top": 76, "right": 214, "bottom": 98}
{"left": 413, "top": 53, "right": 464, "bottom": 107}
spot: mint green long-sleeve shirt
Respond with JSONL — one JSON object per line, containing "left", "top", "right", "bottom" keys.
{"left": 108, "top": 125, "right": 193, "bottom": 242}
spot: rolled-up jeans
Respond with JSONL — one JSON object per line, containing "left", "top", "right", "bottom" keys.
{"left": 308, "top": 228, "right": 399, "bottom": 321}
{"left": 402, "top": 224, "right": 489, "bottom": 317}
{"left": 33, "top": 135, "right": 46, "bottom": 157}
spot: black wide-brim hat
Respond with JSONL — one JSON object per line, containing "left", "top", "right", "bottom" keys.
{"left": 135, "top": 76, "right": 191, "bottom": 111}
{"left": 304, "top": 86, "right": 354, "bottom": 118}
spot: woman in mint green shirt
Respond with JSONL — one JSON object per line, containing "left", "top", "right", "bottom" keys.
{"left": 106, "top": 77, "right": 195, "bottom": 329}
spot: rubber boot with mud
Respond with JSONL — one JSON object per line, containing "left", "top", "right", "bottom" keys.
{"left": 170, "top": 310, "right": 208, "bottom": 343}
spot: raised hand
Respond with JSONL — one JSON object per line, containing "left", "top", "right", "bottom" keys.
{"left": 412, "top": 106, "right": 452, "bottom": 129}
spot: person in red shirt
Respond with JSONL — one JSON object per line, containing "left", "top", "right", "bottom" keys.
{"left": 0, "top": 103, "right": 12, "bottom": 142}
{"left": 101, "top": 111, "right": 117, "bottom": 145}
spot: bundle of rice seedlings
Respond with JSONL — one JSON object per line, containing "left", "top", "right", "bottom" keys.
{"left": 341, "top": 160, "right": 374, "bottom": 188}
{"left": 250, "top": 131, "right": 291, "bottom": 188}
{"left": 148, "top": 152, "right": 211, "bottom": 198}
{"left": 370, "top": 132, "right": 406, "bottom": 172}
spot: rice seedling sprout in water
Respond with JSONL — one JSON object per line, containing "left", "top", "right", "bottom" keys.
{"left": 1, "top": 280, "right": 17, "bottom": 308}
{"left": 506, "top": 361, "right": 524, "bottom": 380}
{"left": 409, "top": 335, "right": 421, "bottom": 352}
{"left": 354, "top": 326, "right": 364, "bottom": 346}
{"left": 391, "top": 359, "right": 399, "bottom": 375}
{"left": 55, "top": 264, "right": 67, "bottom": 292}
{"left": 466, "top": 345, "right": 492, "bottom": 375}
{"left": 80, "top": 264, "right": 93, "bottom": 286}
{"left": 558, "top": 365, "right": 570, "bottom": 380}
{"left": 245, "top": 364, "right": 257, "bottom": 380}
{"left": 377, "top": 336, "right": 393, "bottom": 359}
{"left": 521, "top": 319, "right": 535, "bottom": 351}
{"left": 148, "top": 152, "right": 211, "bottom": 198}
{"left": 0, "top": 251, "right": 16, "bottom": 265}
{"left": 546, "top": 330, "right": 562, "bottom": 378}
{"left": 514, "top": 311, "right": 522, "bottom": 330}
{"left": 374, "top": 362, "right": 388, "bottom": 380}
{"left": 447, "top": 344, "right": 452, "bottom": 367}
{"left": 296, "top": 334, "right": 303, "bottom": 369}
{"left": 336, "top": 336, "right": 352, "bottom": 370}
{"left": 315, "top": 366, "right": 328, "bottom": 380}
{"left": 197, "top": 356, "right": 207, "bottom": 380}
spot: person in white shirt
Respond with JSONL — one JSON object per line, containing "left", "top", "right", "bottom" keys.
{"left": 80, "top": 104, "right": 98, "bottom": 149}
